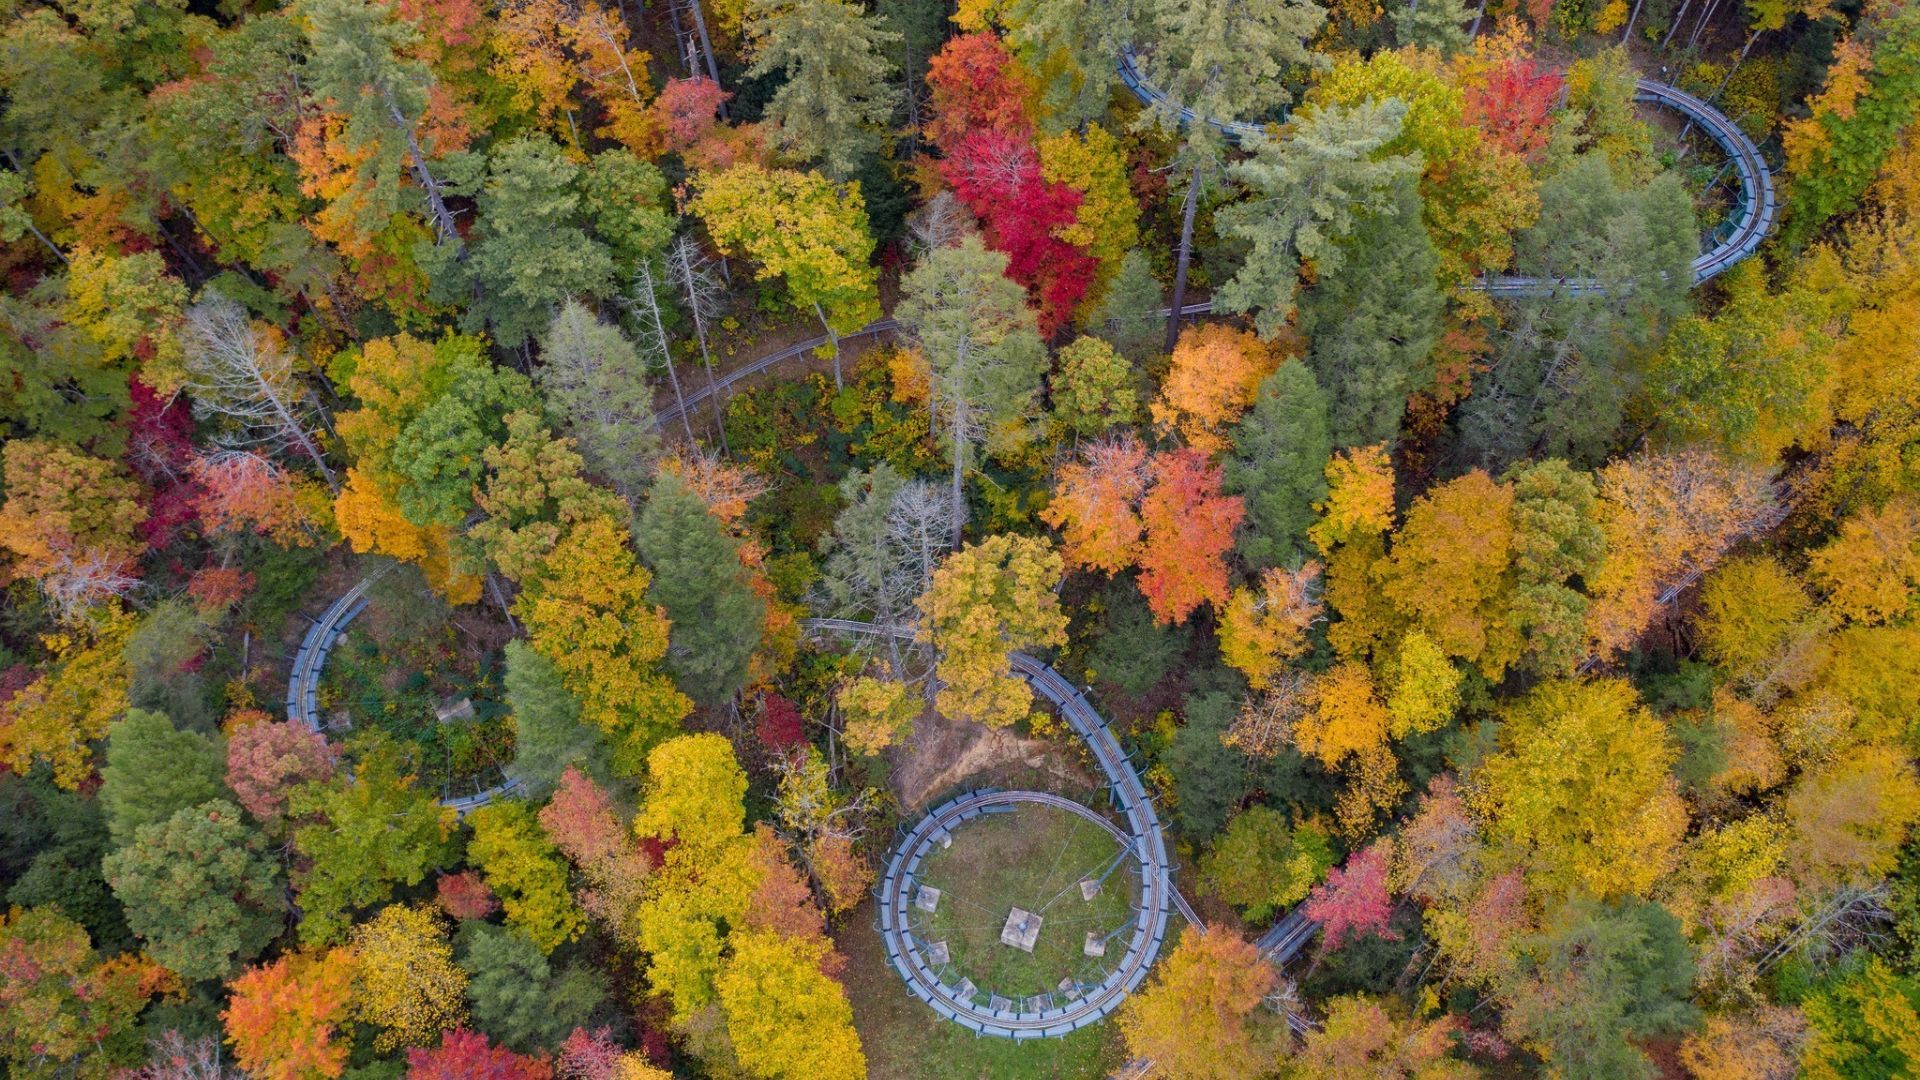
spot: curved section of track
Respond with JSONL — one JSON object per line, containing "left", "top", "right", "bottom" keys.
{"left": 1115, "top": 48, "right": 1776, "bottom": 291}
{"left": 804, "top": 617, "right": 1192, "bottom": 1037}
{"left": 285, "top": 568, "right": 522, "bottom": 813}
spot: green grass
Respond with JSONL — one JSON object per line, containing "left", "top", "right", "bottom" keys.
{"left": 840, "top": 895, "right": 1125, "bottom": 1080}
{"left": 915, "top": 802, "right": 1137, "bottom": 1002}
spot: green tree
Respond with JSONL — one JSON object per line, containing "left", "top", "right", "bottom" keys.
{"left": 1052, "top": 335, "right": 1137, "bottom": 436}
{"left": 1005, "top": 0, "right": 1137, "bottom": 130}
{"left": 1505, "top": 459, "right": 1605, "bottom": 676}
{"left": 467, "top": 800, "right": 585, "bottom": 954}
{"left": 389, "top": 361, "right": 539, "bottom": 527}
{"left": 745, "top": 0, "right": 901, "bottom": 178}
{"left": 582, "top": 150, "right": 675, "bottom": 268}
{"left": 1780, "top": 6, "right": 1920, "bottom": 249}
{"left": 1500, "top": 897, "right": 1699, "bottom": 1080}
{"left": 505, "top": 640, "right": 614, "bottom": 797}
{"left": 1199, "top": 806, "right": 1335, "bottom": 921}
{"left": 459, "top": 923, "right": 609, "bottom": 1053}
{"left": 1394, "top": 0, "right": 1472, "bottom": 51}
{"left": 1135, "top": 0, "right": 1328, "bottom": 349}
{"left": 0, "top": 906, "right": 156, "bottom": 1078}
{"left": 1216, "top": 100, "right": 1422, "bottom": 340}
{"left": 102, "top": 800, "right": 283, "bottom": 982}
{"left": 427, "top": 137, "right": 617, "bottom": 349}
{"left": 1459, "top": 154, "right": 1695, "bottom": 469}
{"left": 1642, "top": 260, "right": 1830, "bottom": 462}
{"left": 299, "top": 0, "right": 463, "bottom": 247}
{"left": 536, "top": 300, "right": 662, "bottom": 499}
{"left": 895, "top": 237, "right": 1047, "bottom": 542}
{"left": 288, "top": 743, "right": 454, "bottom": 945}
{"left": 1225, "top": 361, "right": 1333, "bottom": 569}
{"left": 123, "top": 600, "right": 220, "bottom": 730}
{"left": 1091, "top": 249, "right": 1165, "bottom": 363}
{"left": 634, "top": 471, "right": 767, "bottom": 705}
{"left": 1300, "top": 175, "right": 1442, "bottom": 447}
{"left": 1800, "top": 956, "right": 1920, "bottom": 1080}
{"left": 98, "top": 709, "right": 226, "bottom": 848}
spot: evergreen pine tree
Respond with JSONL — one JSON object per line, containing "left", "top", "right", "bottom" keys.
{"left": 1300, "top": 175, "right": 1443, "bottom": 448}
{"left": 634, "top": 472, "right": 766, "bottom": 705}
{"left": 1224, "top": 362, "right": 1334, "bottom": 569}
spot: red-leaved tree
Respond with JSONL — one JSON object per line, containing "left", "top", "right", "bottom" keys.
{"left": 225, "top": 718, "right": 336, "bottom": 826}
{"left": 754, "top": 692, "right": 807, "bottom": 755}
{"left": 924, "top": 32, "right": 1031, "bottom": 149}
{"left": 406, "top": 1030, "right": 553, "bottom": 1080}
{"left": 123, "top": 378, "right": 199, "bottom": 550}
{"left": 1302, "top": 844, "right": 1398, "bottom": 952}
{"left": 1465, "top": 58, "right": 1562, "bottom": 163}
{"left": 435, "top": 870, "right": 501, "bottom": 921}
{"left": 939, "top": 129, "right": 1095, "bottom": 335}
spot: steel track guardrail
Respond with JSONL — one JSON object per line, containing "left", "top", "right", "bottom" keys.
{"left": 1115, "top": 47, "right": 1775, "bottom": 295}
{"left": 802, "top": 618, "right": 1209, "bottom": 1038}
{"left": 655, "top": 60, "right": 1773, "bottom": 440}
{"left": 285, "top": 567, "right": 522, "bottom": 814}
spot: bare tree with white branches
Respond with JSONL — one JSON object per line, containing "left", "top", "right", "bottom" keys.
{"left": 182, "top": 294, "right": 336, "bottom": 490}
{"left": 39, "top": 547, "right": 142, "bottom": 624}
{"left": 815, "top": 464, "right": 954, "bottom": 679}
{"left": 622, "top": 257, "right": 697, "bottom": 445}
{"left": 665, "top": 233, "right": 731, "bottom": 453}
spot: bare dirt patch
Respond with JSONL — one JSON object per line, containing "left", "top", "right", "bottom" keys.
{"left": 890, "top": 708, "right": 1101, "bottom": 811}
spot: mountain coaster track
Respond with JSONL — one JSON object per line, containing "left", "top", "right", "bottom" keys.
{"left": 286, "top": 45, "right": 1776, "bottom": 1035}
{"left": 660, "top": 51, "right": 1777, "bottom": 431}
{"left": 804, "top": 618, "right": 1317, "bottom": 1042}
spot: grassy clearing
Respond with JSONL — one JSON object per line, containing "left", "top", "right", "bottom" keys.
{"left": 916, "top": 802, "right": 1137, "bottom": 1001}
{"left": 839, "top": 894, "right": 1125, "bottom": 1080}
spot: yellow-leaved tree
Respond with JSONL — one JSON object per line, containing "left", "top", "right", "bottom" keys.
{"left": 0, "top": 611, "right": 133, "bottom": 788}
{"left": 1217, "top": 562, "right": 1324, "bottom": 690}
{"left": 1117, "top": 926, "right": 1284, "bottom": 1080}
{"left": 1477, "top": 678, "right": 1686, "bottom": 899}
{"left": 716, "top": 931, "right": 867, "bottom": 1080}
{"left": 632, "top": 734, "right": 756, "bottom": 1023}
{"left": 916, "top": 534, "right": 1068, "bottom": 728}
{"left": 349, "top": 904, "right": 467, "bottom": 1053}
{"left": 1150, "top": 324, "right": 1282, "bottom": 454}
{"left": 514, "top": 515, "right": 691, "bottom": 775}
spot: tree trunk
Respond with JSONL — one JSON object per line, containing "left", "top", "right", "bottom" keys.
{"left": 1468, "top": 0, "right": 1489, "bottom": 39}
{"left": 1621, "top": 0, "right": 1646, "bottom": 42}
{"left": 1165, "top": 162, "right": 1203, "bottom": 354}
{"left": 949, "top": 424, "right": 966, "bottom": 549}
{"left": 685, "top": 0, "right": 727, "bottom": 118}
{"left": 663, "top": 0, "right": 694, "bottom": 75}
{"left": 387, "top": 97, "right": 463, "bottom": 249}
{"left": 815, "top": 301, "right": 844, "bottom": 392}
{"left": 661, "top": 354, "right": 697, "bottom": 444}
{"left": 1687, "top": 0, "right": 1723, "bottom": 52}
{"left": 22, "top": 219, "right": 66, "bottom": 266}
{"left": 1711, "top": 30, "right": 1762, "bottom": 102}
{"left": 698, "top": 328, "right": 730, "bottom": 456}
{"left": 1662, "top": 0, "right": 1693, "bottom": 47}
{"left": 262, "top": 382, "right": 338, "bottom": 492}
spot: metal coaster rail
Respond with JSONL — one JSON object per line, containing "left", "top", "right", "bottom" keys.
{"left": 659, "top": 58, "right": 1773, "bottom": 429}
{"left": 284, "top": 566, "right": 523, "bottom": 813}
{"left": 805, "top": 618, "right": 1323, "bottom": 1042}
{"left": 1116, "top": 45, "right": 1776, "bottom": 295}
